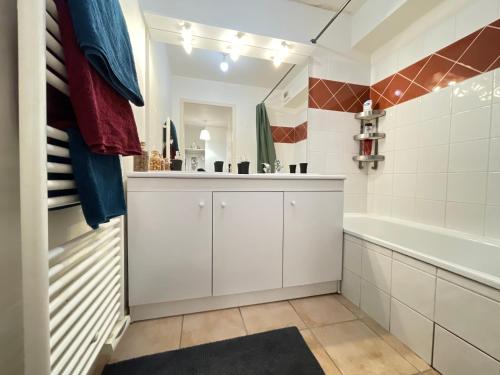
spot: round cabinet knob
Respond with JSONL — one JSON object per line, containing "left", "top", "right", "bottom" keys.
{"left": 290, "top": 200, "right": 296, "bottom": 206}
{"left": 199, "top": 201, "right": 205, "bottom": 208}
{"left": 221, "top": 202, "right": 227, "bottom": 208}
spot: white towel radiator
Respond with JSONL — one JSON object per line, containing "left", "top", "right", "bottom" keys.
{"left": 18, "top": 1, "right": 129, "bottom": 374}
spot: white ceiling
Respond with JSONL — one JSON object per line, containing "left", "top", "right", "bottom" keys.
{"left": 167, "top": 44, "right": 296, "bottom": 88}
{"left": 291, "top": 0, "right": 367, "bottom": 13}
{"left": 183, "top": 102, "right": 232, "bottom": 128}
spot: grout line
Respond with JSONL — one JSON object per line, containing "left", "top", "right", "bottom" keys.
{"left": 286, "top": 299, "right": 308, "bottom": 329}
{"left": 237, "top": 307, "right": 249, "bottom": 335}
{"left": 307, "top": 323, "right": 346, "bottom": 375}
{"left": 178, "top": 315, "right": 184, "bottom": 349}
{"left": 435, "top": 27, "right": 486, "bottom": 89}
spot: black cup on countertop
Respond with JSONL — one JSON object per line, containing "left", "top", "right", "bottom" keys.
{"left": 214, "top": 161, "right": 224, "bottom": 172}
{"left": 171, "top": 159, "right": 183, "bottom": 171}
{"left": 289, "top": 164, "right": 297, "bottom": 173}
{"left": 238, "top": 161, "right": 250, "bottom": 174}
{"left": 299, "top": 162, "right": 308, "bottom": 174}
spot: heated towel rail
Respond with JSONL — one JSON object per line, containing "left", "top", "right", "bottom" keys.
{"left": 18, "top": 1, "right": 129, "bottom": 374}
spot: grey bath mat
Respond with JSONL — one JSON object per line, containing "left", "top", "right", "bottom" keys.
{"left": 102, "top": 326, "right": 324, "bottom": 375}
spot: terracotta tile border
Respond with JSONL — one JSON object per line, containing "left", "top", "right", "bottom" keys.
{"left": 271, "top": 121, "right": 308, "bottom": 144}
{"left": 309, "top": 18, "right": 500, "bottom": 112}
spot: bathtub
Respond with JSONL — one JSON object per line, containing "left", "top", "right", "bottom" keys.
{"left": 342, "top": 214, "right": 500, "bottom": 373}
{"left": 343, "top": 214, "right": 500, "bottom": 290}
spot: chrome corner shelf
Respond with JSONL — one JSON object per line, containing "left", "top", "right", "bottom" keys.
{"left": 353, "top": 133, "right": 386, "bottom": 141}
{"left": 353, "top": 110, "right": 386, "bottom": 170}
{"left": 354, "top": 109, "right": 386, "bottom": 121}
{"left": 353, "top": 155, "right": 385, "bottom": 162}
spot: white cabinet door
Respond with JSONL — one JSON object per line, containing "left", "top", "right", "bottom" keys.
{"left": 283, "top": 192, "right": 343, "bottom": 287}
{"left": 128, "top": 191, "right": 212, "bottom": 306}
{"left": 212, "top": 192, "right": 283, "bottom": 296}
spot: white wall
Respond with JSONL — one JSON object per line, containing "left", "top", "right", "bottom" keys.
{"left": 0, "top": 1, "right": 24, "bottom": 373}
{"left": 120, "top": 0, "right": 147, "bottom": 138}
{"left": 204, "top": 127, "right": 228, "bottom": 173}
{"left": 170, "top": 75, "right": 267, "bottom": 173}
{"left": 367, "top": 68, "right": 500, "bottom": 238}
{"left": 147, "top": 40, "right": 172, "bottom": 151}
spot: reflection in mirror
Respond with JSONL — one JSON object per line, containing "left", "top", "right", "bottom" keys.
{"left": 182, "top": 102, "right": 232, "bottom": 173}
{"left": 149, "top": 16, "right": 311, "bottom": 173}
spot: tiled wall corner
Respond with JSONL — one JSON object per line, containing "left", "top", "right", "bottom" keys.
{"left": 307, "top": 108, "right": 368, "bottom": 213}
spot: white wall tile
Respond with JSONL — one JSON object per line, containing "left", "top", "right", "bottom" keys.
{"left": 491, "top": 103, "right": 500, "bottom": 137}
{"left": 379, "top": 107, "right": 398, "bottom": 131}
{"left": 390, "top": 298, "right": 434, "bottom": 363}
{"left": 325, "top": 152, "right": 345, "bottom": 174}
{"left": 374, "top": 173, "right": 394, "bottom": 195}
{"left": 341, "top": 268, "right": 361, "bottom": 306}
{"left": 360, "top": 279, "right": 391, "bottom": 329}
{"left": 327, "top": 131, "right": 346, "bottom": 154}
{"left": 484, "top": 205, "right": 500, "bottom": 238}
{"left": 455, "top": 0, "right": 499, "bottom": 39}
{"left": 452, "top": 72, "right": 493, "bottom": 114}
{"left": 447, "top": 172, "right": 487, "bottom": 204}
{"left": 394, "top": 149, "right": 418, "bottom": 173}
{"left": 448, "top": 139, "right": 490, "bottom": 172}
{"left": 445, "top": 202, "right": 485, "bottom": 235}
{"left": 391, "top": 197, "right": 416, "bottom": 220}
{"left": 395, "top": 124, "right": 420, "bottom": 150}
{"left": 421, "top": 86, "right": 452, "bottom": 121}
{"left": 378, "top": 129, "right": 395, "bottom": 152}
{"left": 308, "top": 130, "right": 328, "bottom": 152}
{"left": 415, "top": 199, "right": 446, "bottom": 226}
{"left": 308, "top": 151, "right": 326, "bottom": 174}
{"left": 418, "top": 116, "right": 451, "bottom": 147}
{"left": 373, "top": 195, "right": 392, "bottom": 216}
{"left": 489, "top": 138, "right": 500, "bottom": 172}
{"left": 416, "top": 173, "right": 447, "bottom": 201}
{"left": 397, "top": 97, "right": 422, "bottom": 126}
{"left": 382, "top": 150, "right": 394, "bottom": 173}
{"left": 450, "top": 106, "right": 492, "bottom": 143}
{"left": 418, "top": 145, "right": 449, "bottom": 173}
{"left": 345, "top": 173, "right": 368, "bottom": 195}
{"left": 393, "top": 173, "right": 417, "bottom": 197}
{"left": 344, "top": 193, "right": 367, "bottom": 213}
{"left": 486, "top": 172, "right": 500, "bottom": 205}
{"left": 494, "top": 69, "right": 500, "bottom": 104}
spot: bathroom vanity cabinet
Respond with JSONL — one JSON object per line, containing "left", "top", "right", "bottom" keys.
{"left": 127, "top": 172, "right": 345, "bottom": 320}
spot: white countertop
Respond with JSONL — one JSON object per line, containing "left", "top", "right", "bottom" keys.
{"left": 128, "top": 171, "right": 346, "bottom": 180}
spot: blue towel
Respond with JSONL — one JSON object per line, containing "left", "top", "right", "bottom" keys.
{"left": 67, "top": 0, "right": 144, "bottom": 106}
{"left": 67, "top": 128, "right": 127, "bottom": 229}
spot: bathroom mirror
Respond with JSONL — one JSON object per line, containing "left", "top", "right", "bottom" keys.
{"left": 150, "top": 18, "right": 310, "bottom": 173}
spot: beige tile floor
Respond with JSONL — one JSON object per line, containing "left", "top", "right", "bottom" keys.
{"left": 109, "top": 294, "right": 440, "bottom": 375}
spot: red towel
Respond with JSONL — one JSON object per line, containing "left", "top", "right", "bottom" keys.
{"left": 54, "top": 0, "right": 141, "bottom": 156}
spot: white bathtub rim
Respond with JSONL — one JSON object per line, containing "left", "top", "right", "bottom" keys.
{"left": 344, "top": 213, "right": 500, "bottom": 247}
{"left": 344, "top": 214, "right": 500, "bottom": 290}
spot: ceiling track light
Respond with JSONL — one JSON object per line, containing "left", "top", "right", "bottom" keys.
{"left": 220, "top": 54, "right": 229, "bottom": 72}
{"left": 230, "top": 32, "right": 244, "bottom": 62}
{"left": 272, "top": 41, "right": 290, "bottom": 68}
{"left": 181, "top": 23, "right": 193, "bottom": 54}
